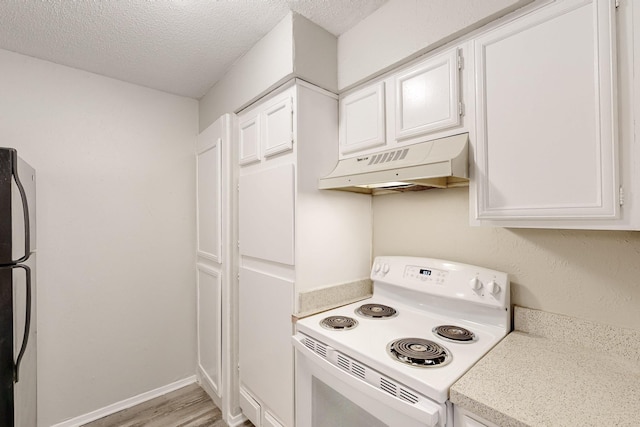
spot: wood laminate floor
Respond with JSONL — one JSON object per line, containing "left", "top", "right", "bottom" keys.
{"left": 82, "top": 383, "right": 254, "bottom": 427}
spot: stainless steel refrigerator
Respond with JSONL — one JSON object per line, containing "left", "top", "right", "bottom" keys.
{"left": 0, "top": 147, "right": 36, "bottom": 427}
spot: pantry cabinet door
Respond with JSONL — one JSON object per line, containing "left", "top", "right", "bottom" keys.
{"left": 395, "top": 48, "right": 461, "bottom": 140}
{"left": 339, "top": 82, "right": 386, "bottom": 155}
{"left": 474, "top": 0, "right": 618, "bottom": 221}
{"left": 196, "top": 264, "right": 222, "bottom": 398}
{"left": 239, "top": 267, "right": 294, "bottom": 427}
{"left": 239, "top": 114, "right": 260, "bottom": 166}
{"left": 239, "top": 163, "right": 295, "bottom": 265}
{"left": 196, "top": 127, "right": 221, "bottom": 262}
{"left": 263, "top": 95, "right": 294, "bottom": 158}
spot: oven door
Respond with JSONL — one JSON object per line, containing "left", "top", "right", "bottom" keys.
{"left": 293, "top": 334, "right": 445, "bottom": 427}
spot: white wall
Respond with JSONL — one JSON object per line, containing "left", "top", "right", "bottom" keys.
{"left": 0, "top": 49, "right": 198, "bottom": 426}
{"left": 373, "top": 189, "right": 640, "bottom": 331}
{"left": 337, "top": 0, "right": 531, "bottom": 90}
{"left": 199, "top": 13, "right": 295, "bottom": 131}
{"left": 198, "top": 12, "right": 337, "bottom": 132}
{"left": 292, "top": 14, "right": 337, "bottom": 93}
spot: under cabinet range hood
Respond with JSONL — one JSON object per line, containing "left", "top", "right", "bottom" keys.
{"left": 319, "top": 133, "right": 469, "bottom": 195}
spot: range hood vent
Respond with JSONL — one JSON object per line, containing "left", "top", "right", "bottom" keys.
{"left": 319, "top": 133, "right": 469, "bottom": 195}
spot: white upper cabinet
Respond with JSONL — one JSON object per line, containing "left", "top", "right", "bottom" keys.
{"left": 263, "top": 95, "right": 294, "bottom": 158}
{"left": 338, "top": 45, "right": 467, "bottom": 159}
{"left": 472, "top": 0, "right": 620, "bottom": 226}
{"left": 239, "top": 115, "right": 260, "bottom": 166}
{"left": 395, "top": 48, "right": 461, "bottom": 140}
{"left": 339, "top": 81, "right": 386, "bottom": 155}
{"left": 239, "top": 91, "right": 293, "bottom": 166}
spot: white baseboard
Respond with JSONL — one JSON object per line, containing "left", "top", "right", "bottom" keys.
{"left": 227, "top": 411, "right": 249, "bottom": 427}
{"left": 50, "top": 376, "right": 197, "bottom": 427}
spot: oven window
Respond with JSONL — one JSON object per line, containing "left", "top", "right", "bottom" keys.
{"left": 312, "top": 377, "right": 388, "bottom": 427}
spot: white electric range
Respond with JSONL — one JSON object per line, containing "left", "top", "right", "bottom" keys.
{"left": 293, "top": 256, "right": 510, "bottom": 427}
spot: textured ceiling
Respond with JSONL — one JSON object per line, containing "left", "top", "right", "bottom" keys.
{"left": 0, "top": 0, "right": 386, "bottom": 99}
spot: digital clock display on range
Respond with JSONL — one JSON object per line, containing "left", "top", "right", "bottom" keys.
{"left": 419, "top": 269, "right": 432, "bottom": 276}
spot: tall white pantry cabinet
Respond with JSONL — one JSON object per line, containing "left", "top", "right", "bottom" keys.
{"left": 195, "top": 113, "right": 239, "bottom": 425}
{"left": 237, "top": 80, "right": 372, "bottom": 427}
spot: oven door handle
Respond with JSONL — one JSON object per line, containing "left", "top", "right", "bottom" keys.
{"left": 293, "top": 334, "right": 443, "bottom": 426}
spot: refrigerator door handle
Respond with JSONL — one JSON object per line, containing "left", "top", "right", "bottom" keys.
{"left": 10, "top": 149, "right": 31, "bottom": 265}
{"left": 13, "top": 264, "right": 31, "bottom": 383}
{"left": 0, "top": 264, "right": 32, "bottom": 383}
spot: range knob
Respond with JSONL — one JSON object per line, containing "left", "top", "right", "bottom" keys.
{"left": 487, "top": 280, "right": 501, "bottom": 295}
{"left": 382, "top": 264, "right": 390, "bottom": 274}
{"left": 373, "top": 263, "right": 381, "bottom": 273}
{"left": 469, "top": 277, "right": 482, "bottom": 291}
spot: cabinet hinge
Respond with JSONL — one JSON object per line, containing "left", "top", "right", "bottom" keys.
{"left": 237, "top": 183, "right": 240, "bottom": 191}
{"left": 457, "top": 52, "right": 463, "bottom": 70}
{"left": 619, "top": 186, "right": 625, "bottom": 206}
{"left": 615, "top": 0, "right": 620, "bottom": 9}
{"left": 458, "top": 102, "right": 465, "bottom": 116}
{"left": 237, "top": 240, "right": 240, "bottom": 249}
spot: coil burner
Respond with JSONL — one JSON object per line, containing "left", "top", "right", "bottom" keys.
{"left": 355, "top": 303, "right": 398, "bottom": 319}
{"left": 320, "top": 316, "right": 358, "bottom": 331}
{"left": 387, "top": 338, "right": 451, "bottom": 367}
{"left": 432, "top": 325, "right": 477, "bottom": 343}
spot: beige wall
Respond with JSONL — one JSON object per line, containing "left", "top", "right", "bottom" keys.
{"left": 199, "top": 12, "right": 337, "bottom": 132}
{"left": 373, "top": 188, "right": 640, "bottom": 331}
{"left": 292, "top": 14, "right": 337, "bottom": 93}
{"left": 0, "top": 49, "right": 198, "bottom": 426}
{"left": 199, "top": 13, "right": 294, "bottom": 132}
{"left": 337, "top": 0, "right": 531, "bottom": 90}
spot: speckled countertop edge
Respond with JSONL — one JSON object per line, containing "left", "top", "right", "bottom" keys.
{"left": 450, "top": 306, "right": 640, "bottom": 427}
{"left": 294, "top": 278, "right": 372, "bottom": 320}
{"left": 514, "top": 306, "right": 640, "bottom": 364}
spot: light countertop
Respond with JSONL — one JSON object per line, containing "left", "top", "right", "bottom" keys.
{"left": 294, "top": 278, "right": 372, "bottom": 319}
{"left": 450, "top": 306, "right": 640, "bottom": 427}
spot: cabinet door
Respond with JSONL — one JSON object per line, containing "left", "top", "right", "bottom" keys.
{"left": 197, "top": 264, "right": 222, "bottom": 398}
{"left": 239, "top": 164, "right": 295, "bottom": 265}
{"left": 264, "top": 412, "right": 285, "bottom": 427}
{"left": 239, "top": 114, "right": 260, "bottom": 166}
{"left": 239, "top": 267, "right": 294, "bottom": 427}
{"left": 474, "top": 0, "right": 618, "bottom": 221}
{"left": 239, "top": 388, "right": 261, "bottom": 427}
{"left": 196, "top": 126, "right": 222, "bottom": 262}
{"left": 339, "top": 81, "right": 386, "bottom": 155}
{"left": 453, "top": 406, "right": 500, "bottom": 427}
{"left": 263, "top": 95, "right": 294, "bottom": 158}
{"left": 395, "top": 48, "right": 461, "bottom": 140}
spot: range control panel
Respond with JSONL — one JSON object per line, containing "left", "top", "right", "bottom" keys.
{"left": 403, "top": 265, "right": 448, "bottom": 284}
{"left": 371, "top": 256, "right": 509, "bottom": 309}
